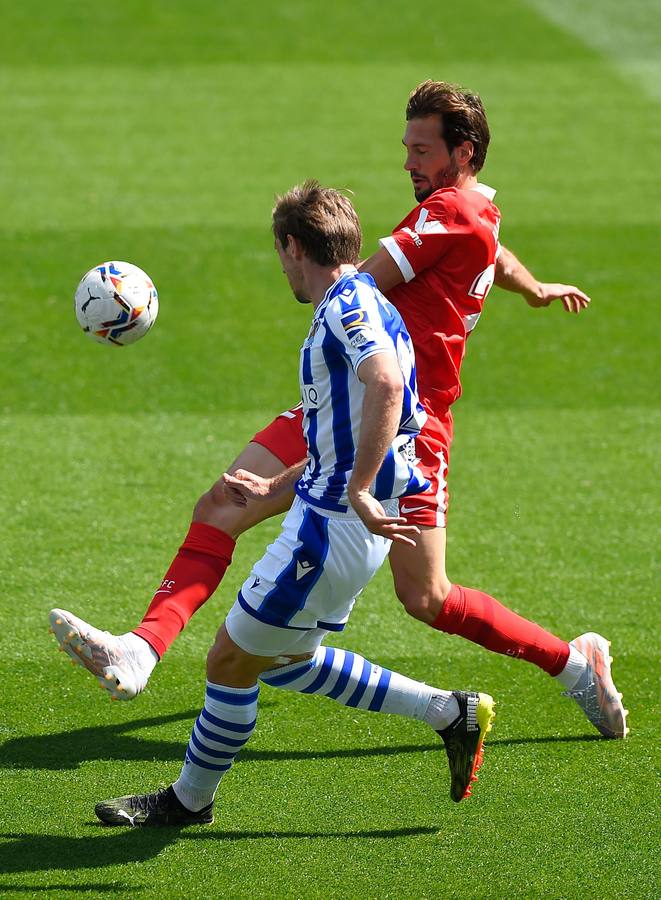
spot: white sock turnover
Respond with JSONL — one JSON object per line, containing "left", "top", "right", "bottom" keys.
{"left": 555, "top": 643, "right": 589, "bottom": 690}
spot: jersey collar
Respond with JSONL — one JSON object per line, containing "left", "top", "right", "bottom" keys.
{"left": 470, "top": 182, "right": 497, "bottom": 201}
{"left": 316, "top": 267, "right": 359, "bottom": 317}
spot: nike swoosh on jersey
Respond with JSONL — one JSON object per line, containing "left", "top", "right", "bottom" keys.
{"left": 399, "top": 504, "right": 428, "bottom": 514}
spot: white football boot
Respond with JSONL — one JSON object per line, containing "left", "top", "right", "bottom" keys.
{"left": 562, "top": 632, "right": 628, "bottom": 738}
{"left": 48, "top": 608, "right": 157, "bottom": 700}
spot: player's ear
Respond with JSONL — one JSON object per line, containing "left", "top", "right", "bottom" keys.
{"left": 454, "top": 140, "right": 474, "bottom": 169}
{"left": 286, "top": 234, "right": 304, "bottom": 258}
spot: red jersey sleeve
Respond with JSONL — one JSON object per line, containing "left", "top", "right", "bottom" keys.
{"left": 379, "top": 194, "right": 465, "bottom": 283}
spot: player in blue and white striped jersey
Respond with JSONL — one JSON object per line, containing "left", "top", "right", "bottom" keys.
{"left": 94, "top": 182, "right": 495, "bottom": 828}
{"left": 296, "top": 267, "right": 428, "bottom": 514}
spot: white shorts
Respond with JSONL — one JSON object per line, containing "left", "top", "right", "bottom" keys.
{"left": 225, "top": 496, "right": 395, "bottom": 656}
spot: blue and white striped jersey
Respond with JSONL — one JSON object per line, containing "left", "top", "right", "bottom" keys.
{"left": 295, "top": 268, "right": 428, "bottom": 515}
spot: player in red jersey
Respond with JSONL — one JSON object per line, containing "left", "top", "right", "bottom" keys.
{"left": 50, "top": 81, "right": 627, "bottom": 739}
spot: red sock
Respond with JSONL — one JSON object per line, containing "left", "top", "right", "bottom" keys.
{"left": 432, "top": 584, "right": 569, "bottom": 676}
{"left": 133, "top": 522, "right": 235, "bottom": 658}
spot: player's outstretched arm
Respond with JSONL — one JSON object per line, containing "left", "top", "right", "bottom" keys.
{"left": 495, "top": 245, "right": 591, "bottom": 314}
{"left": 348, "top": 353, "right": 420, "bottom": 547}
{"left": 223, "top": 458, "right": 308, "bottom": 507}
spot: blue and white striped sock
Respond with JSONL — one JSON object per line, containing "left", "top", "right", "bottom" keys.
{"left": 260, "top": 646, "right": 458, "bottom": 726}
{"left": 173, "top": 681, "right": 258, "bottom": 812}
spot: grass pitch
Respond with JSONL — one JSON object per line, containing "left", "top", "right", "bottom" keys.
{"left": 1, "top": 2, "right": 659, "bottom": 897}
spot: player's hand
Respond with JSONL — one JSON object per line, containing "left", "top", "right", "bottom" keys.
{"left": 222, "top": 469, "right": 275, "bottom": 506}
{"left": 348, "top": 489, "right": 420, "bottom": 547}
{"left": 526, "top": 282, "right": 591, "bottom": 314}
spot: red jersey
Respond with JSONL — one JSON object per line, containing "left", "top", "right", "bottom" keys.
{"left": 380, "top": 183, "right": 501, "bottom": 411}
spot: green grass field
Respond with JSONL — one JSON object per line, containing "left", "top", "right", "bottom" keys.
{"left": 1, "top": 1, "right": 659, "bottom": 896}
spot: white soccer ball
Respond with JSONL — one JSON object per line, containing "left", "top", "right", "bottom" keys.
{"left": 74, "top": 261, "right": 159, "bottom": 346}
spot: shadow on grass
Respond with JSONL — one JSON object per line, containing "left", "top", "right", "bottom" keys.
{"left": 0, "top": 711, "right": 199, "bottom": 771}
{"left": 0, "top": 709, "right": 445, "bottom": 770}
{"left": 0, "top": 826, "right": 437, "bottom": 874}
{"left": 0, "top": 707, "right": 601, "bottom": 771}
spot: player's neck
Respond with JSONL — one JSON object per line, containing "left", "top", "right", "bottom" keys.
{"left": 455, "top": 172, "right": 478, "bottom": 191}
{"left": 307, "top": 264, "right": 357, "bottom": 309}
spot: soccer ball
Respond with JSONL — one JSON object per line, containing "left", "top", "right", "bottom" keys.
{"left": 74, "top": 261, "right": 159, "bottom": 346}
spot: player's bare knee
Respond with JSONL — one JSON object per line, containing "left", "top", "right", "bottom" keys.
{"left": 206, "top": 637, "right": 250, "bottom": 684}
{"left": 192, "top": 488, "right": 214, "bottom": 521}
{"left": 192, "top": 481, "right": 245, "bottom": 536}
{"left": 395, "top": 582, "right": 449, "bottom": 624}
{"left": 205, "top": 638, "right": 230, "bottom": 679}
{"left": 194, "top": 479, "right": 226, "bottom": 516}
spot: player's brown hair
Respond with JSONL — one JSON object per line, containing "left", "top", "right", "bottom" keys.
{"left": 272, "top": 180, "right": 362, "bottom": 267}
{"left": 407, "top": 80, "right": 490, "bottom": 172}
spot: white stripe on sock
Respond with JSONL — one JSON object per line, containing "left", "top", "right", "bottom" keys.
{"left": 174, "top": 681, "right": 258, "bottom": 812}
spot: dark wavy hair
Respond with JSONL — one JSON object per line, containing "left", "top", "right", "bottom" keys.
{"left": 407, "top": 80, "right": 490, "bottom": 172}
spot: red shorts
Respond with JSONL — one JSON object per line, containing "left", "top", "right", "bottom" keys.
{"left": 402, "top": 408, "right": 452, "bottom": 527}
{"left": 251, "top": 404, "right": 307, "bottom": 468}
{"left": 251, "top": 403, "right": 453, "bottom": 527}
